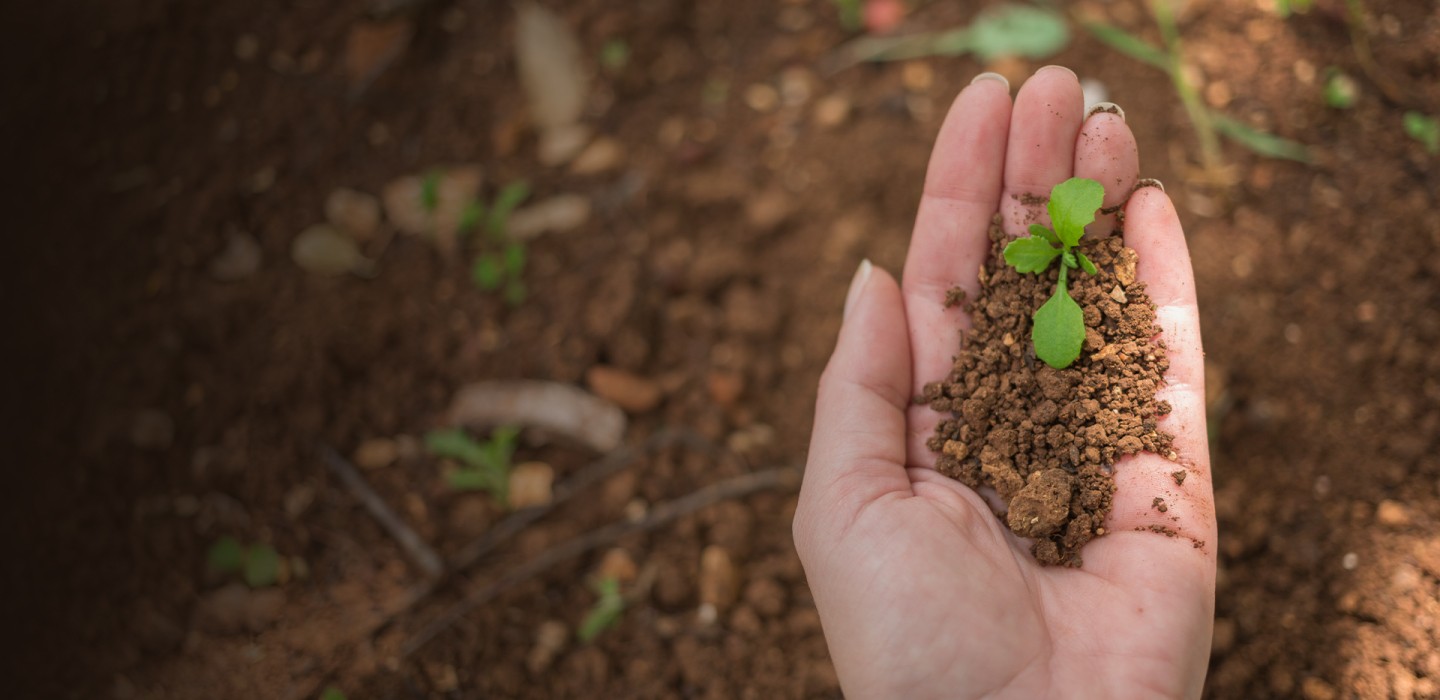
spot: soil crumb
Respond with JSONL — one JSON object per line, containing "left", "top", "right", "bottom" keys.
{"left": 924, "top": 217, "right": 1174, "bottom": 567}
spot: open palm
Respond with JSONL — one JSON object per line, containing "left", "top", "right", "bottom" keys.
{"left": 793, "top": 67, "right": 1216, "bottom": 699}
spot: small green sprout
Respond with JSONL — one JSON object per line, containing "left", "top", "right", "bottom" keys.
{"left": 419, "top": 170, "right": 442, "bottom": 213}
{"left": 1002, "top": 177, "right": 1105, "bottom": 369}
{"left": 577, "top": 576, "right": 625, "bottom": 642}
{"left": 463, "top": 182, "right": 532, "bottom": 306}
{"left": 600, "top": 39, "right": 630, "bottom": 72}
{"left": 206, "top": 536, "right": 282, "bottom": 588}
{"left": 319, "top": 687, "right": 347, "bottom": 700}
{"left": 1404, "top": 111, "right": 1440, "bottom": 154}
{"left": 425, "top": 426, "right": 519, "bottom": 504}
{"left": 1322, "top": 68, "right": 1358, "bottom": 109}
{"left": 832, "top": 0, "right": 862, "bottom": 31}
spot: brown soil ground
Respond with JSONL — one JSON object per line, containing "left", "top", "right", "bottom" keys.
{"left": 6, "top": 0, "right": 1440, "bottom": 697}
{"left": 925, "top": 226, "right": 1172, "bottom": 567}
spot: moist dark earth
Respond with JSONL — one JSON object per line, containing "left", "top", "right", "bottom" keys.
{"left": 924, "top": 226, "right": 1172, "bottom": 567}
{"left": 7, "top": 0, "right": 1440, "bottom": 697}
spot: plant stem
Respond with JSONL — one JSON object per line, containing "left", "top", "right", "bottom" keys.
{"left": 1151, "top": 0, "right": 1225, "bottom": 183}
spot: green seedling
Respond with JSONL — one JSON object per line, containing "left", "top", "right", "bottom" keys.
{"left": 1085, "top": 0, "right": 1310, "bottom": 179}
{"left": 1001, "top": 178, "right": 1104, "bottom": 369}
{"left": 1274, "top": 0, "right": 1313, "bottom": 17}
{"left": 834, "top": 3, "right": 1068, "bottom": 67}
{"left": 319, "top": 688, "right": 347, "bottom": 700}
{"left": 1404, "top": 112, "right": 1440, "bottom": 154}
{"left": 1322, "top": 68, "right": 1358, "bottom": 109}
{"left": 206, "top": 536, "right": 282, "bottom": 588}
{"left": 425, "top": 426, "right": 519, "bottom": 504}
{"left": 462, "top": 181, "right": 532, "bottom": 306}
{"left": 577, "top": 576, "right": 625, "bottom": 642}
{"left": 832, "top": 0, "right": 862, "bottom": 31}
{"left": 419, "top": 170, "right": 442, "bottom": 213}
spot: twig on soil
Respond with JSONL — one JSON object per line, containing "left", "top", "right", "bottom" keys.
{"left": 320, "top": 443, "right": 446, "bottom": 579}
{"left": 401, "top": 466, "right": 802, "bottom": 657}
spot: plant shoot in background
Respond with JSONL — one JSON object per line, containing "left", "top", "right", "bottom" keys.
{"left": 425, "top": 426, "right": 520, "bottom": 505}
{"left": 463, "top": 181, "right": 531, "bottom": 306}
{"left": 577, "top": 576, "right": 625, "bottom": 642}
{"left": 1001, "top": 178, "right": 1104, "bottom": 369}
{"left": 207, "top": 536, "right": 283, "bottom": 588}
{"left": 1405, "top": 112, "right": 1440, "bottom": 154}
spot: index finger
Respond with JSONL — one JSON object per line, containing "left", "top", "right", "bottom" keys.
{"left": 900, "top": 73, "right": 1012, "bottom": 468}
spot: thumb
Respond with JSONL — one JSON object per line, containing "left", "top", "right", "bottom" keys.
{"left": 795, "top": 260, "right": 914, "bottom": 549}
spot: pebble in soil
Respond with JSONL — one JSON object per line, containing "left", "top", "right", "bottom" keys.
{"left": 924, "top": 217, "right": 1174, "bottom": 567}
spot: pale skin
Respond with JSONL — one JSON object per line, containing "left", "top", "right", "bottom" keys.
{"left": 793, "top": 66, "right": 1217, "bottom": 699}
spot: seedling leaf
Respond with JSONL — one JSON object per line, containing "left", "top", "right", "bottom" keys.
{"left": 1083, "top": 22, "right": 1170, "bottom": 70}
{"left": 503, "top": 242, "right": 527, "bottom": 275}
{"left": 1028, "top": 223, "right": 1060, "bottom": 245}
{"left": 1046, "top": 177, "right": 1105, "bottom": 246}
{"left": 1077, "top": 252, "right": 1098, "bottom": 276}
{"left": 458, "top": 200, "right": 484, "bottom": 234}
{"left": 1032, "top": 272, "right": 1085, "bottom": 369}
{"left": 1062, "top": 249, "right": 1077, "bottom": 269}
{"left": 243, "top": 544, "right": 281, "bottom": 588}
{"left": 487, "top": 181, "right": 531, "bottom": 235}
{"left": 207, "top": 536, "right": 244, "bottom": 573}
{"left": 964, "top": 4, "right": 1069, "bottom": 61}
{"left": 425, "top": 428, "right": 487, "bottom": 466}
{"left": 1322, "top": 68, "right": 1357, "bottom": 109}
{"left": 473, "top": 254, "right": 503, "bottom": 291}
{"left": 1002, "top": 236, "right": 1062, "bottom": 273}
{"left": 419, "top": 170, "right": 442, "bottom": 213}
{"left": 1211, "top": 113, "right": 1312, "bottom": 163}
{"left": 577, "top": 577, "right": 625, "bottom": 642}
{"left": 319, "top": 688, "right": 348, "bottom": 700}
{"left": 600, "top": 39, "right": 630, "bottom": 72}
{"left": 1404, "top": 112, "right": 1440, "bottom": 154}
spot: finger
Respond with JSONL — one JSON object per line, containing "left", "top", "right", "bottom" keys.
{"left": 1101, "top": 185, "right": 1215, "bottom": 554}
{"left": 1073, "top": 103, "right": 1138, "bottom": 237}
{"left": 900, "top": 73, "right": 1012, "bottom": 469}
{"left": 796, "top": 262, "right": 913, "bottom": 551}
{"left": 1000, "top": 65, "right": 1085, "bottom": 237}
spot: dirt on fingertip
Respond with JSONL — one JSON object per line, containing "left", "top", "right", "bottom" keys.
{"left": 923, "top": 216, "right": 1174, "bottom": 567}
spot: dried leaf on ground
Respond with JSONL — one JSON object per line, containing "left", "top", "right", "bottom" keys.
{"left": 446, "top": 380, "right": 626, "bottom": 452}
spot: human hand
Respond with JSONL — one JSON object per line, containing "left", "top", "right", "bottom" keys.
{"left": 792, "top": 67, "right": 1216, "bottom": 699}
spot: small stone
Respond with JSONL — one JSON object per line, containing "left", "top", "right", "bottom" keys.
{"left": 538, "top": 123, "right": 592, "bottom": 166}
{"left": 1152, "top": 497, "right": 1168, "bottom": 513}
{"left": 586, "top": 365, "right": 662, "bottom": 413}
{"left": 527, "top": 620, "right": 568, "bottom": 674}
{"left": 194, "top": 583, "right": 286, "bottom": 634}
{"left": 343, "top": 18, "right": 413, "bottom": 85}
{"left": 1377, "top": 500, "right": 1411, "bottom": 527}
{"left": 569, "top": 137, "right": 625, "bottom": 174}
{"left": 698, "top": 545, "right": 739, "bottom": 610}
{"left": 901, "top": 62, "right": 933, "bottom": 92}
{"left": 508, "top": 462, "right": 555, "bottom": 509}
{"left": 130, "top": 409, "right": 175, "bottom": 450}
{"left": 744, "top": 83, "right": 778, "bottom": 112}
{"left": 1006, "top": 469, "right": 1073, "bottom": 538}
{"left": 1115, "top": 247, "right": 1139, "bottom": 286}
{"left": 353, "top": 438, "right": 399, "bottom": 469}
{"left": 325, "top": 188, "right": 381, "bottom": 240}
{"left": 1341, "top": 552, "right": 1359, "bottom": 570}
{"left": 207, "top": 231, "right": 262, "bottom": 282}
{"left": 506, "top": 195, "right": 591, "bottom": 240}
{"left": 812, "top": 95, "right": 850, "bottom": 127}
{"left": 706, "top": 372, "right": 744, "bottom": 407}
{"left": 1109, "top": 286, "right": 1128, "bottom": 303}
{"left": 1300, "top": 677, "right": 1337, "bottom": 700}
{"left": 1172, "top": 470, "right": 1187, "bottom": 485}
{"left": 745, "top": 189, "right": 793, "bottom": 232}
{"left": 596, "top": 548, "right": 637, "bottom": 583}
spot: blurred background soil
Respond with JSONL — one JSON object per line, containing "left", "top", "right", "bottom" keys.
{"left": 6, "top": 0, "right": 1440, "bottom": 697}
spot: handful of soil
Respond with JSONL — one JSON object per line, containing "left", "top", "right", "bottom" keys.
{"left": 923, "top": 217, "right": 1174, "bottom": 567}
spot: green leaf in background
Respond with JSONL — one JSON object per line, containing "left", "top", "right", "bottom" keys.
{"left": 577, "top": 577, "right": 625, "bottom": 642}
{"left": 487, "top": 181, "right": 531, "bottom": 235}
{"left": 1274, "top": 0, "right": 1313, "bottom": 18}
{"left": 1404, "top": 111, "right": 1440, "bottom": 154}
{"left": 243, "top": 544, "right": 281, "bottom": 588}
{"left": 503, "top": 242, "right": 527, "bottom": 276}
{"left": 1211, "top": 113, "right": 1313, "bottom": 163}
{"left": 1028, "top": 223, "right": 1060, "bottom": 245}
{"left": 1322, "top": 68, "right": 1357, "bottom": 109}
{"left": 1083, "top": 22, "right": 1170, "bottom": 71}
{"left": 446, "top": 468, "right": 493, "bottom": 492}
{"left": 962, "top": 4, "right": 1070, "bottom": 61}
{"left": 504, "top": 279, "right": 528, "bottom": 307}
{"left": 419, "top": 170, "right": 442, "bottom": 213}
{"left": 1047, "top": 177, "right": 1105, "bottom": 247}
{"left": 1032, "top": 270, "right": 1085, "bottom": 369}
{"left": 600, "top": 39, "right": 630, "bottom": 72}
{"left": 472, "top": 255, "right": 504, "bottom": 291}
{"left": 458, "top": 200, "right": 484, "bottom": 234}
{"left": 207, "top": 536, "right": 244, "bottom": 573}
{"left": 319, "top": 687, "right": 347, "bottom": 700}
{"left": 833, "top": 0, "right": 862, "bottom": 31}
{"left": 425, "top": 428, "right": 487, "bottom": 467}
{"left": 1076, "top": 251, "right": 1098, "bottom": 276}
{"left": 1002, "top": 236, "right": 1061, "bottom": 274}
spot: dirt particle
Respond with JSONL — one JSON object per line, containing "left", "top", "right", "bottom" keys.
{"left": 1152, "top": 497, "right": 1168, "bottom": 513}
{"left": 1006, "top": 469, "right": 1074, "bottom": 538}
{"left": 1171, "top": 470, "right": 1187, "bottom": 485}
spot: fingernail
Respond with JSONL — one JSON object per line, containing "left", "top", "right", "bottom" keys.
{"left": 1038, "top": 65, "right": 1077, "bottom": 80}
{"left": 1085, "top": 101, "right": 1125, "bottom": 122}
{"left": 1135, "top": 177, "right": 1165, "bottom": 193}
{"left": 970, "top": 72, "right": 1009, "bottom": 90}
{"left": 843, "top": 259, "right": 873, "bottom": 320}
